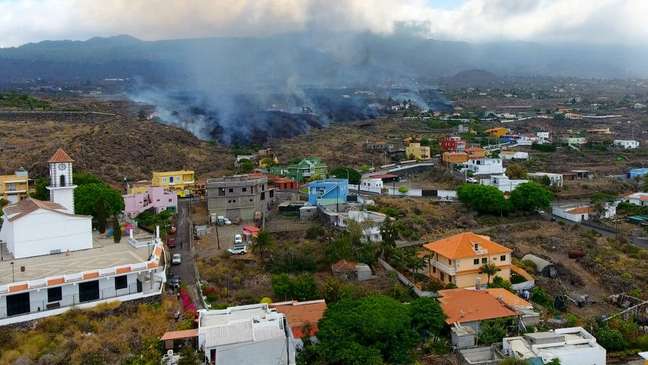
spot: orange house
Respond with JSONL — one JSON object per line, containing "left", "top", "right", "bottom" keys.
{"left": 422, "top": 232, "right": 512, "bottom": 288}
{"left": 442, "top": 152, "right": 469, "bottom": 164}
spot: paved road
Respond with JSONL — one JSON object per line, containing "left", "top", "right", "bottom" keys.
{"left": 168, "top": 198, "right": 202, "bottom": 308}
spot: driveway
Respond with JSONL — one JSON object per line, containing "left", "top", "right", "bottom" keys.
{"left": 168, "top": 197, "right": 202, "bottom": 308}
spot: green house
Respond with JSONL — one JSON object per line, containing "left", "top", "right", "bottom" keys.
{"left": 269, "top": 157, "right": 328, "bottom": 182}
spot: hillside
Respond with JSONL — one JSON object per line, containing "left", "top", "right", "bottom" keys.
{"left": 0, "top": 112, "right": 233, "bottom": 185}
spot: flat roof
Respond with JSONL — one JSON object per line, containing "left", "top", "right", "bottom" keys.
{"left": 0, "top": 233, "right": 153, "bottom": 285}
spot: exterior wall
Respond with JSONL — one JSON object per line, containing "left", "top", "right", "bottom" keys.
{"left": 203, "top": 336, "right": 295, "bottom": 365}
{"left": 613, "top": 140, "right": 640, "bottom": 149}
{"left": 0, "top": 175, "right": 29, "bottom": 202}
{"left": 552, "top": 207, "right": 589, "bottom": 223}
{"left": 123, "top": 187, "right": 177, "bottom": 218}
{"left": 308, "top": 179, "right": 349, "bottom": 206}
{"left": 6, "top": 209, "right": 92, "bottom": 259}
{"left": 528, "top": 173, "right": 563, "bottom": 188}
{"left": 405, "top": 143, "right": 431, "bottom": 159}
{"left": 48, "top": 187, "right": 76, "bottom": 214}
{"left": 152, "top": 171, "right": 195, "bottom": 197}
{"left": 427, "top": 252, "right": 511, "bottom": 288}
{"left": 359, "top": 178, "right": 383, "bottom": 194}
{"left": 465, "top": 159, "right": 504, "bottom": 175}
{"left": 480, "top": 176, "right": 528, "bottom": 193}
{"left": 206, "top": 176, "right": 271, "bottom": 220}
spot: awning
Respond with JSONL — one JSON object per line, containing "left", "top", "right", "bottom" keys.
{"left": 160, "top": 329, "right": 198, "bottom": 341}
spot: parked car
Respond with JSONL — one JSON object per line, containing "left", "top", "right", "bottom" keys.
{"left": 234, "top": 234, "right": 243, "bottom": 245}
{"left": 172, "top": 253, "right": 182, "bottom": 265}
{"left": 217, "top": 216, "right": 232, "bottom": 225}
{"left": 167, "top": 236, "right": 177, "bottom": 248}
{"left": 168, "top": 275, "right": 181, "bottom": 290}
{"left": 227, "top": 245, "right": 247, "bottom": 255}
{"left": 466, "top": 177, "right": 478, "bottom": 183}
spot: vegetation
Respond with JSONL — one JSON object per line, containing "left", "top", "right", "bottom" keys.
{"left": 0, "top": 92, "right": 51, "bottom": 110}
{"left": 330, "top": 167, "right": 361, "bottom": 184}
{"left": 509, "top": 182, "right": 553, "bottom": 212}
{"left": 479, "top": 319, "right": 509, "bottom": 345}
{"left": 531, "top": 143, "right": 557, "bottom": 152}
{"left": 112, "top": 215, "right": 122, "bottom": 243}
{"left": 136, "top": 210, "right": 174, "bottom": 236}
{"left": 458, "top": 184, "right": 508, "bottom": 215}
{"left": 73, "top": 173, "right": 124, "bottom": 232}
{"left": 480, "top": 263, "right": 501, "bottom": 284}
{"left": 505, "top": 163, "right": 528, "bottom": 179}
{"left": 237, "top": 159, "right": 255, "bottom": 173}
{"left": 271, "top": 273, "right": 320, "bottom": 301}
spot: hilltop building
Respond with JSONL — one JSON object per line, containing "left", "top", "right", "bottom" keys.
{"left": 480, "top": 175, "right": 528, "bottom": 193}
{"left": 307, "top": 179, "right": 348, "bottom": 206}
{"left": 422, "top": 232, "right": 512, "bottom": 288}
{"left": 0, "top": 168, "right": 29, "bottom": 203}
{"left": 463, "top": 158, "right": 505, "bottom": 176}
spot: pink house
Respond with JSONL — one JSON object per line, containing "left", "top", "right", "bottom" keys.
{"left": 123, "top": 186, "right": 177, "bottom": 218}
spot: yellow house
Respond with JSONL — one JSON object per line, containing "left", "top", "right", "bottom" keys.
{"left": 0, "top": 168, "right": 30, "bottom": 203}
{"left": 152, "top": 170, "right": 195, "bottom": 197}
{"left": 485, "top": 127, "right": 509, "bottom": 138}
{"left": 405, "top": 143, "right": 431, "bottom": 160}
{"left": 422, "top": 232, "right": 512, "bottom": 288}
{"left": 127, "top": 180, "right": 152, "bottom": 195}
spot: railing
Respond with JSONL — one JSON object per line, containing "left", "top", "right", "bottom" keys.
{"left": 431, "top": 260, "right": 457, "bottom": 275}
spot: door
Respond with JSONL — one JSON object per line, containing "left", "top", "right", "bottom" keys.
{"left": 6, "top": 292, "right": 30, "bottom": 316}
{"left": 79, "top": 280, "right": 100, "bottom": 303}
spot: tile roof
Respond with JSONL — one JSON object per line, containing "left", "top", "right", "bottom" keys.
{"left": 438, "top": 288, "right": 518, "bottom": 324}
{"left": 3, "top": 198, "right": 73, "bottom": 221}
{"left": 423, "top": 232, "right": 512, "bottom": 259}
{"left": 270, "top": 300, "right": 327, "bottom": 338}
{"left": 331, "top": 259, "right": 357, "bottom": 272}
{"left": 485, "top": 288, "right": 533, "bottom": 310}
{"left": 160, "top": 329, "right": 199, "bottom": 341}
{"left": 566, "top": 206, "right": 592, "bottom": 214}
{"left": 48, "top": 148, "right": 74, "bottom": 163}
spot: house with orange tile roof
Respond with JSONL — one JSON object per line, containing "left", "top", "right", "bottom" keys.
{"left": 270, "top": 299, "right": 327, "bottom": 340}
{"left": 422, "top": 232, "right": 512, "bottom": 288}
{"left": 552, "top": 203, "right": 593, "bottom": 223}
{"left": 438, "top": 288, "right": 521, "bottom": 330}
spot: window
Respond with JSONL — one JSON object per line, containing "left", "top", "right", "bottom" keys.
{"left": 500, "top": 255, "right": 506, "bottom": 261}
{"left": 440, "top": 273, "right": 445, "bottom": 281}
{"left": 448, "top": 258, "right": 452, "bottom": 265}
{"left": 432, "top": 266, "right": 436, "bottom": 273}
{"left": 115, "top": 275, "right": 128, "bottom": 290}
{"left": 473, "top": 243, "right": 479, "bottom": 250}
{"left": 242, "top": 187, "right": 247, "bottom": 192}
{"left": 229, "top": 188, "right": 234, "bottom": 193}
{"left": 261, "top": 191, "right": 265, "bottom": 200}
{"left": 481, "top": 258, "right": 487, "bottom": 264}
{"left": 169, "top": 176, "right": 174, "bottom": 183}
{"left": 59, "top": 175, "right": 66, "bottom": 187}
{"left": 218, "top": 188, "right": 225, "bottom": 196}
{"left": 474, "top": 258, "right": 479, "bottom": 265}
{"left": 48, "top": 287, "right": 62, "bottom": 302}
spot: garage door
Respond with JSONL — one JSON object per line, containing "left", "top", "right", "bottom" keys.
{"left": 79, "top": 280, "right": 100, "bottom": 303}
{"left": 6, "top": 292, "right": 30, "bottom": 316}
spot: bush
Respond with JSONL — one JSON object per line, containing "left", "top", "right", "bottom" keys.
{"left": 457, "top": 183, "right": 508, "bottom": 215}
{"left": 271, "top": 273, "right": 320, "bottom": 301}
{"left": 595, "top": 327, "right": 628, "bottom": 352}
{"left": 509, "top": 182, "right": 553, "bottom": 212}
{"left": 479, "top": 319, "right": 508, "bottom": 345}
{"left": 409, "top": 298, "right": 445, "bottom": 338}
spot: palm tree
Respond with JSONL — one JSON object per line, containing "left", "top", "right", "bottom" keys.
{"left": 480, "top": 262, "right": 500, "bottom": 285}
{"left": 253, "top": 230, "right": 273, "bottom": 260}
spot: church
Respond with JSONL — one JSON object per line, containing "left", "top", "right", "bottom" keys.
{"left": 0, "top": 148, "right": 92, "bottom": 259}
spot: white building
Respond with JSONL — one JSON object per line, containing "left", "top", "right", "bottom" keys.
{"left": 1, "top": 149, "right": 92, "bottom": 259}
{"left": 552, "top": 204, "right": 592, "bottom": 223}
{"left": 480, "top": 175, "right": 528, "bottom": 193}
{"left": 625, "top": 192, "right": 648, "bottom": 207}
{"left": 0, "top": 149, "right": 166, "bottom": 325}
{"left": 528, "top": 172, "right": 564, "bottom": 188}
{"left": 565, "top": 137, "right": 587, "bottom": 146}
{"left": 463, "top": 158, "right": 505, "bottom": 176}
{"left": 359, "top": 177, "right": 383, "bottom": 194}
{"left": 515, "top": 136, "right": 536, "bottom": 146}
{"left": 502, "top": 327, "right": 606, "bottom": 365}
{"left": 198, "top": 304, "right": 296, "bottom": 365}
{"left": 500, "top": 151, "right": 529, "bottom": 160}
{"left": 613, "top": 139, "right": 640, "bottom": 149}
{"left": 337, "top": 210, "right": 387, "bottom": 242}
{"left": 537, "top": 132, "right": 550, "bottom": 141}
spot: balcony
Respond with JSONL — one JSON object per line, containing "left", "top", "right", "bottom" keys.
{"left": 431, "top": 260, "right": 457, "bottom": 276}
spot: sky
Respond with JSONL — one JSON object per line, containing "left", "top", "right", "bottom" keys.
{"left": 0, "top": 0, "right": 647, "bottom": 47}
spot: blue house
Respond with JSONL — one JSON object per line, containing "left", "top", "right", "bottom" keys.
{"left": 307, "top": 179, "right": 349, "bottom": 206}
{"left": 628, "top": 168, "right": 648, "bottom": 179}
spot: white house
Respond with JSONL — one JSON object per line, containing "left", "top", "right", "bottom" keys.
{"left": 564, "top": 137, "right": 587, "bottom": 146}
{"left": 515, "top": 136, "right": 536, "bottom": 146}
{"left": 500, "top": 151, "right": 529, "bottom": 160}
{"left": 528, "top": 172, "right": 563, "bottom": 188}
{"left": 552, "top": 204, "right": 592, "bottom": 223}
{"left": 613, "top": 139, "right": 640, "bottom": 149}
{"left": 625, "top": 192, "right": 648, "bottom": 206}
{"left": 359, "top": 177, "right": 383, "bottom": 194}
{"left": 337, "top": 210, "right": 387, "bottom": 242}
{"left": 0, "top": 149, "right": 92, "bottom": 259}
{"left": 198, "top": 304, "right": 296, "bottom": 365}
{"left": 463, "top": 158, "right": 504, "bottom": 176}
{"left": 536, "top": 132, "right": 550, "bottom": 143}
{"left": 0, "top": 149, "right": 166, "bottom": 325}
{"left": 502, "top": 327, "right": 606, "bottom": 365}
{"left": 480, "top": 175, "right": 528, "bottom": 193}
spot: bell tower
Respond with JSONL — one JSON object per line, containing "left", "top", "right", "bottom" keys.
{"left": 46, "top": 148, "right": 77, "bottom": 213}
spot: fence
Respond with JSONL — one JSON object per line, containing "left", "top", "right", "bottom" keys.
{"left": 377, "top": 258, "right": 436, "bottom": 298}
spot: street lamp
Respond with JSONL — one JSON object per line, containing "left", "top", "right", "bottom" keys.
{"left": 10, "top": 261, "right": 15, "bottom": 283}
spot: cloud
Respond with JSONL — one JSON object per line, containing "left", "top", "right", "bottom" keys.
{"left": 0, "top": 0, "right": 646, "bottom": 47}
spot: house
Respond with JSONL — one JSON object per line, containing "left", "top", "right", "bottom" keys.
{"left": 331, "top": 260, "right": 372, "bottom": 281}
{"left": 336, "top": 210, "right": 387, "bottom": 242}
{"left": 0, "top": 150, "right": 165, "bottom": 325}
{"left": 564, "top": 137, "right": 587, "bottom": 146}
{"left": 152, "top": 170, "right": 195, "bottom": 197}
{"left": 307, "top": 179, "right": 348, "bottom": 206}
{"left": 480, "top": 175, "right": 528, "bottom": 193}
{"left": 614, "top": 139, "right": 640, "bottom": 149}
{"left": 463, "top": 158, "right": 505, "bottom": 176}
{"left": 625, "top": 192, "right": 648, "bottom": 207}
{"left": 500, "top": 151, "right": 529, "bottom": 160}
{"left": 563, "top": 169, "right": 593, "bottom": 181}
{"left": 359, "top": 177, "right": 383, "bottom": 194}
{"left": 405, "top": 142, "right": 431, "bottom": 160}
{"left": 197, "top": 304, "right": 296, "bottom": 365}
{"left": 364, "top": 141, "right": 395, "bottom": 153}
{"left": 440, "top": 136, "right": 466, "bottom": 152}
{"left": 422, "top": 232, "right": 512, "bottom": 288}
{"left": 465, "top": 146, "right": 487, "bottom": 159}
{"left": 485, "top": 127, "right": 509, "bottom": 138}
{"left": 0, "top": 168, "right": 29, "bottom": 203}
{"left": 587, "top": 128, "right": 612, "bottom": 135}
{"left": 629, "top": 168, "right": 648, "bottom": 179}
{"left": 443, "top": 151, "right": 469, "bottom": 164}
{"left": 123, "top": 186, "right": 177, "bottom": 218}
{"left": 502, "top": 327, "right": 606, "bottom": 365}
{"left": 206, "top": 174, "right": 273, "bottom": 221}
{"left": 536, "top": 131, "right": 551, "bottom": 144}
{"left": 437, "top": 288, "right": 524, "bottom": 332}
{"left": 270, "top": 300, "right": 327, "bottom": 341}
{"left": 285, "top": 157, "right": 328, "bottom": 182}
{"left": 552, "top": 204, "right": 592, "bottom": 223}
{"left": 528, "top": 172, "right": 563, "bottom": 188}
{"left": 268, "top": 175, "right": 298, "bottom": 190}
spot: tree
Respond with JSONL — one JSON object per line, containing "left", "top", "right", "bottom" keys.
{"left": 409, "top": 297, "right": 445, "bottom": 338}
{"left": 271, "top": 273, "right": 320, "bottom": 301}
{"left": 457, "top": 184, "right": 508, "bottom": 215}
{"left": 315, "top": 295, "right": 418, "bottom": 364}
{"left": 177, "top": 346, "right": 200, "bottom": 365}
{"left": 112, "top": 216, "right": 122, "bottom": 243}
{"left": 238, "top": 159, "right": 255, "bottom": 173}
{"left": 95, "top": 198, "right": 108, "bottom": 234}
{"left": 73, "top": 172, "right": 103, "bottom": 186}
{"left": 379, "top": 219, "right": 398, "bottom": 258}
{"left": 642, "top": 176, "right": 648, "bottom": 193}
{"left": 489, "top": 276, "right": 513, "bottom": 291}
{"left": 75, "top": 183, "right": 124, "bottom": 218}
{"left": 505, "top": 163, "right": 528, "bottom": 179}
{"left": 509, "top": 182, "right": 553, "bottom": 212}
{"left": 30, "top": 177, "right": 49, "bottom": 200}
{"left": 595, "top": 326, "right": 627, "bottom": 351}
{"left": 480, "top": 263, "right": 500, "bottom": 285}
{"left": 252, "top": 230, "right": 274, "bottom": 259}
{"left": 498, "top": 359, "right": 530, "bottom": 365}
{"left": 330, "top": 167, "right": 361, "bottom": 185}
{"left": 479, "top": 319, "right": 508, "bottom": 345}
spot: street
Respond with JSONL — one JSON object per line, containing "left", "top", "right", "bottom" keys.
{"left": 168, "top": 197, "right": 202, "bottom": 308}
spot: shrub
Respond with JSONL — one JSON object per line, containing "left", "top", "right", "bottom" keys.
{"left": 595, "top": 327, "right": 628, "bottom": 351}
